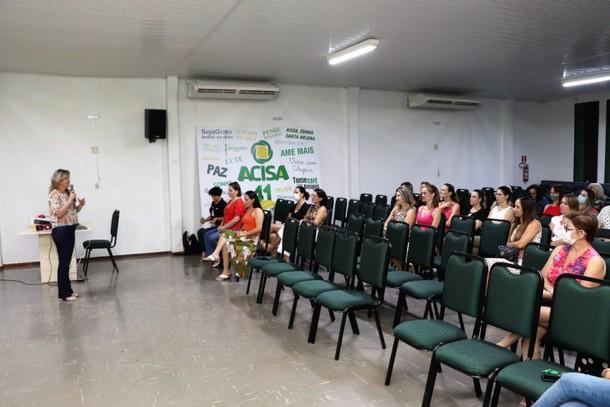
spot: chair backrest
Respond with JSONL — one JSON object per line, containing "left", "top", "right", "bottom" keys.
{"left": 438, "top": 231, "right": 470, "bottom": 279}
{"left": 346, "top": 199, "right": 361, "bottom": 220}
{"left": 373, "top": 204, "right": 390, "bottom": 220}
{"left": 437, "top": 213, "right": 447, "bottom": 251}
{"left": 110, "top": 209, "right": 120, "bottom": 246}
{"left": 407, "top": 225, "right": 437, "bottom": 269}
{"left": 274, "top": 199, "right": 294, "bottom": 223}
{"left": 315, "top": 225, "right": 336, "bottom": 269}
{"left": 386, "top": 221, "right": 410, "bottom": 268}
{"left": 443, "top": 253, "right": 487, "bottom": 319}
{"left": 484, "top": 263, "right": 543, "bottom": 349}
{"left": 325, "top": 196, "right": 334, "bottom": 211}
{"left": 358, "top": 236, "right": 391, "bottom": 289}
{"left": 296, "top": 221, "right": 317, "bottom": 263}
{"left": 259, "top": 210, "right": 273, "bottom": 243}
{"left": 547, "top": 274, "right": 610, "bottom": 363}
{"left": 540, "top": 226, "right": 552, "bottom": 250}
{"left": 482, "top": 187, "right": 495, "bottom": 208}
{"left": 374, "top": 194, "right": 387, "bottom": 207}
{"left": 592, "top": 237, "right": 610, "bottom": 255}
{"left": 346, "top": 213, "right": 365, "bottom": 238}
{"left": 540, "top": 215, "right": 553, "bottom": 228}
{"left": 479, "top": 219, "right": 511, "bottom": 257}
{"left": 456, "top": 189, "right": 470, "bottom": 215}
{"left": 390, "top": 195, "right": 397, "bottom": 210}
{"left": 449, "top": 215, "right": 475, "bottom": 237}
{"left": 363, "top": 217, "right": 384, "bottom": 238}
{"left": 333, "top": 197, "right": 347, "bottom": 224}
{"left": 359, "top": 193, "right": 373, "bottom": 203}
{"left": 522, "top": 243, "right": 551, "bottom": 271}
{"left": 360, "top": 201, "right": 375, "bottom": 218}
{"left": 331, "top": 230, "right": 359, "bottom": 279}
{"left": 281, "top": 218, "right": 300, "bottom": 261}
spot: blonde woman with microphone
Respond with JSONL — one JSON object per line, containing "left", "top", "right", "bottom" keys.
{"left": 48, "top": 169, "right": 86, "bottom": 301}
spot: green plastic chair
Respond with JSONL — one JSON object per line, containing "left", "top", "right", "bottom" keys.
{"left": 395, "top": 231, "right": 471, "bottom": 325}
{"left": 489, "top": 274, "right": 610, "bottom": 406}
{"left": 385, "top": 225, "right": 436, "bottom": 289}
{"left": 360, "top": 201, "right": 375, "bottom": 218}
{"left": 346, "top": 199, "right": 361, "bottom": 223}
{"left": 421, "top": 263, "right": 543, "bottom": 407}
{"left": 363, "top": 217, "right": 384, "bottom": 238}
{"left": 308, "top": 236, "right": 391, "bottom": 360}
{"left": 245, "top": 210, "right": 274, "bottom": 294}
{"left": 521, "top": 243, "right": 551, "bottom": 272}
{"left": 385, "top": 253, "right": 487, "bottom": 385}
{"left": 82, "top": 209, "right": 120, "bottom": 275}
{"left": 592, "top": 237, "right": 610, "bottom": 254}
{"left": 449, "top": 215, "right": 476, "bottom": 238}
{"left": 479, "top": 219, "right": 511, "bottom": 257}
{"left": 289, "top": 230, "right": 359, "bottom": 329}
{"left": 385, "top": 221, "right": 410, "bottom": 270}
{"left": 271, "top": 225, "right": 336, "bottom": 316}
{"left": 255, "top": 218, "right": 299, "bottom": 304}
{"left": 333, "top": 197, "right": 347, "bottom": 226}
{"left": 373, "top": 204, "right": 390, "bottom": 220}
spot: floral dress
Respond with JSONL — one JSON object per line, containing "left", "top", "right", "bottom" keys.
{"left": 226, "top": 209, "right": 259, "bottom": 277}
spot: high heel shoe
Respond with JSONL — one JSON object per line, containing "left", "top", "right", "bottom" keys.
{"left": 203, "top": 255, "right": 220, "bottom": 267}
{"left": 216, "top": 273, "right": 231, "bottom": 281}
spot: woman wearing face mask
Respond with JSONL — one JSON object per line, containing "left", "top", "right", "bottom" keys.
{"left": 543, "top": 185, "right": 564, "bottom": 217}
{"left": 268, "top": 186, "right": 310, "bottom": 254}
{"left": 498, "top": 213, "right": 605, "bottom": 358}
{"left": 488, "top": 186, "right": 515, "bottom": 223}
{"left": 549, "top": 194, "right": 580, "bottom": 246}
{"left": 579, "top": 188, "right": 598, "bottom": 216}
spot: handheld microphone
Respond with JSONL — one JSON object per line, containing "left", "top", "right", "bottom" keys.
{"left": 69, "top": 184, "right": 78, "bottom": 204}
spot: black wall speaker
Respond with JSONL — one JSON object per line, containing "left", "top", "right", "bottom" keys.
{"left": 145, "top": 109, "right": 167, "bottom": 143}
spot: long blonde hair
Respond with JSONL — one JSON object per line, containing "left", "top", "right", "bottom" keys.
{"left": 49, "top": 169, "right": 70, "bottom": 193}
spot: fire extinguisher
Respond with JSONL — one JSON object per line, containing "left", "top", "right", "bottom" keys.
{"left": 519, "top": 155, "right": 529, "bottom": 183}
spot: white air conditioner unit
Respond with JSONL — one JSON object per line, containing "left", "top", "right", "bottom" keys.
{"left": 187, "top": 80, "right": 280, "bottom": 100}
{"left": 407, "top": 93, "right": 480, "bottom": 110}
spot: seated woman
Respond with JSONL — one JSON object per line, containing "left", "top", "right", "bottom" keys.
{"left": 267, "top": 186, "right": 310, "bottom": 253}
{"left": 579, "top": 188, "right": 599, "bottom": 216}
{"left": 466, "top": 189, "right": 489, "bottom": 233}
{"left": 415, "top": 184, "right": 441, "bottom": 229}
{"left": 206, "top": 191, "right": 264, "bottom": 281}
{"left": 439, "top": 183, "right": 460, "bottom": 231}
{"left": 202, "top": 182, "right": 245, "bottom": 260}
{"left": 549, "top": 193, "right": 580, "bottom": 246}
{"left": 384, "top": 186, "right": 416, "bottom": 231}
{"left": 598, "top": 205, "right": 610, "bottom": 230}
{"left": 485, "top": 196, "right": 541, "bottom": 268}
{"left": 543, "top": 185, "right": 564, "bottom": 217}
{"left": 532, "top": 370, "right": 610, "bottom": 407}
{"left": 499, "top": 214, "right": 606, "bottom": 359}
{"left": 302, "top": 188, "right": 328, "bottom": 225}
{"left": 488, "top": 186, "right": 515, "bottom": 223}
{"left": 528, "top": 184, "right": 549, "bottom": 216}
{"left": 587, "top": 182, "right": 606, "bottom": 211}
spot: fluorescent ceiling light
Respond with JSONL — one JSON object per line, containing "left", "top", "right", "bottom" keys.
{"left": 328, "top": 39, "right": 379, "bottom": 66}
{"left": 562, "top": 71, "right": 610, "bottom": 88}
{"left": 87, "top": 115, "right": 100, "bottom": 119}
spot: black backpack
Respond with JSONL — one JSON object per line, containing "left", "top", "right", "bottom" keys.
{"left": 182, "top": 231, "right": 202, "bottom": 255}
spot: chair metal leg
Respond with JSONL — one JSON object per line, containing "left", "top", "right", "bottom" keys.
{"left": 334, "top": 312, "right": 349, "bottom": 360}
{"left": 256, "top": 273, "right": 267, "bottom": 304}
{"left": 107, "top": 248, "right": 119, "bottom": 272}
{"left": 458, "top": 313, "right": 465, "bottom": 331}
{"left": 288, "top": 295, "right": 299, "bottom": 329}
{"left": 473, "top": 377, "right": 482, "bottom": 397}
{"left": 272, "top": 282, "right": 282, "bottom": 316}
{"left": 348, "top": 311, "right": 359, "bottom": 335}
{"left": 308, "top": 303, "right": 322, "bottom": 344}
{"left": 483, "top": 371, "right": 500, "bottom": 407}
{"left": 490, "top": 379, "right": 502, "bottom": 407}
{"left": 432, "top": 299, "right": 441, "bottom": 320}
{"left": 439, "top": 304, "right": 446, "bottom": 320}
{"left": 373, "top": 308, "right": 386, "bottom": 349}
{"left": 246, "top": 267, "right": 255, "bottom": 294}
{"left": 83, "top": 249, "right": 90, "bottom": 276}
{"left": 328, "top": 309, "right": 336, "bottom": 322}
{"left": 385, "top": 337, "right": 400, "bottom": 385}
{"left": 393, "top": 291, "right": 405, "bottom": 327}
{"left": 422, "top": 354, "right": 440, "bottom": 407}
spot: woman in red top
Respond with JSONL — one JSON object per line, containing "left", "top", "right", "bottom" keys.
{"left": 203, "top": 182, "right": 245, "bottom": 261}
{"left": 209, "top": 191, "right": 263, "bottom": 281}
{"left": 543, "top": 185, "right": 563, "bottom": 217}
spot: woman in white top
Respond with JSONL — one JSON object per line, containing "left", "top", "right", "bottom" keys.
{"left": 488, "top": 186, "right": 515, "bottom": 223}
{"left": 550, "top": 193, "right": 580, "bottom": 246}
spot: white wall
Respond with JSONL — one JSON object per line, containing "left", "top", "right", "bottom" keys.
{"left": 177, "top": 82, "right": 349, "bottom": 231}
{"left": 513, "top": 90, "right": 610, "bottom": 187}
{"left": 358, "top": 90, "right": 508, "bottom": 195}
{"left": 0, "top": 73, "right": 170, "bottom": 264}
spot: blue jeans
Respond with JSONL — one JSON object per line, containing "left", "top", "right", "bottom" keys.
{"left": 533, "top": 373, "right": 610, "bottom": 407}
{"left": 203, "top": 228, "right": 220, "bottom": 255}
{"left": 197, "top": 227, "right": 216, "bottom": 253}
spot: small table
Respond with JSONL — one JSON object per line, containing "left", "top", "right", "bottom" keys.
{"left": 18, "top": 225, "right": 91, "bottom": 283}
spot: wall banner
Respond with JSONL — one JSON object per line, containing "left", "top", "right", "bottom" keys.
{"left": 196, "top": 126, "right": 320, "bottom": 215}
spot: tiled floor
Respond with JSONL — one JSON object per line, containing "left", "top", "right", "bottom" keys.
{"left": 0, "top": 255, "right": 521, "bottom": 406}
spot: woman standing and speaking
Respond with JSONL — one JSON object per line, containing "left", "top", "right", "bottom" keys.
{"left": 48, "top": 169, "right": 86, "bottom": 301}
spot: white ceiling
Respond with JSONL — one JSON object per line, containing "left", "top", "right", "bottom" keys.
{"left": 2, "top": 0, "right": 610, "bottom": 101}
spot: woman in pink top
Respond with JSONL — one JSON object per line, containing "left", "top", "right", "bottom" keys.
{"left": 439, "top": 183, "right": 460, "bottom": 231}
{"left": 416, "top": 184, "right": 441, "bottom": 229}
{"left": 499, "top": 213, "right": 605, "bottom": 358}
